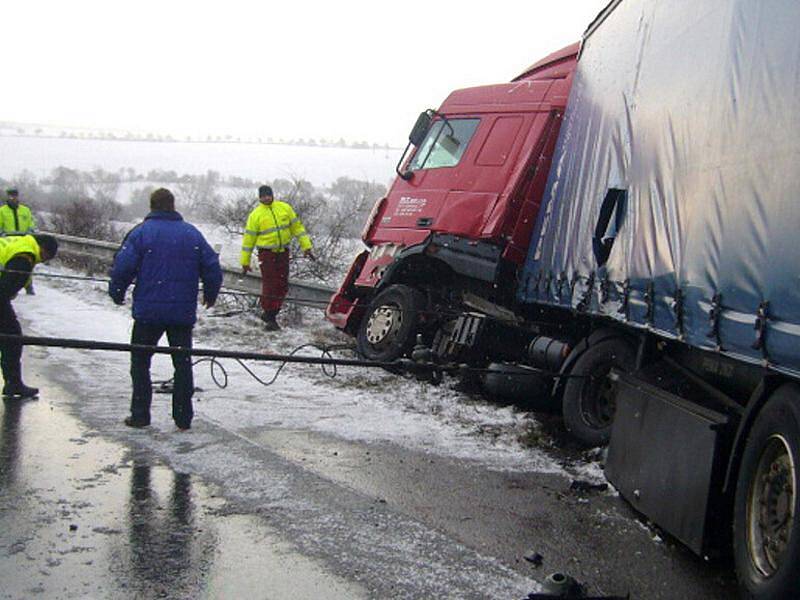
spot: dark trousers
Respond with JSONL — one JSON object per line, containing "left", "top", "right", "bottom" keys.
{"left": 258, "top": 249, "right": 290, "bottom": 313}
{"left": 130, "top": 321, "right": 194, "bottom": 428}
{"left": 0, "top": 298, "right": 22, "bottom": 386}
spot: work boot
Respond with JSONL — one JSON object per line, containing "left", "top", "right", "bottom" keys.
{"left": 124, "top": 416, "right": 150, "bottom": 428}
{"left": 2, "top": 382, "right": 39, "bottom": 399}
{"left": 260, "top": 311, "right": 281, "bottom": 331}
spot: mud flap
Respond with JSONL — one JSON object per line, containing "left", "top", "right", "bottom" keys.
{"left": 605, "top": 370, "right": 731, "bottom": 555}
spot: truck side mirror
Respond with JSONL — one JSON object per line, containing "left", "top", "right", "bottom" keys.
{"left": 409, "top": 111, "right": 433, "bottom": 147}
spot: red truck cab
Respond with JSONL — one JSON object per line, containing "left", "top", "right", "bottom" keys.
{"left": 327, "top": 43, "right": 579, "bottom": 359}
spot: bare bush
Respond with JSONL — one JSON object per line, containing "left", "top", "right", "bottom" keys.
{"left": 204, "top": 191, "right": 253, "bottom": 236}
{"left": 46, "top": 197, "right": 123, "bottom": 241}
{"left": 326, "top": 177, "right": 386, "bottom": 238}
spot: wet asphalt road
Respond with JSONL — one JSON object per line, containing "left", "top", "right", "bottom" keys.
{"left": 0, "top": 354, "right": 740, "bottom": 599}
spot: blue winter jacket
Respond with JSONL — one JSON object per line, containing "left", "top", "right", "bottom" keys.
{"left": 109, "top": 211, "right": 223, "bottom": 326}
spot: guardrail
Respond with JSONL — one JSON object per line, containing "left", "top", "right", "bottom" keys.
{"left": 47, "top": 232, "right": 335, "bottom": 309}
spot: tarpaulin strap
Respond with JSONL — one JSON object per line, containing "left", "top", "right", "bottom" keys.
{"left": 707, "top": 293, "right": 723, "bottom": 347}
{"left": 644, "top": 282, "right": 655, "bottom": 325}
{"left": 599, "top": 274, "right": 610, "bottom": 304}
{"left": 752, "top": 300, "right": 769, "bottom": 359}
{"left": 577, "top": 272, "right": 595, "bottom": 312}
{"left": 569, "top": 271, "right": 579, "bottom": 303}
{"left": 672, "top": 289, "right": 685, "bottom": 338}
{"left": 557, "top": 271, "right": 568, "bottom": 302}
{"left": 618, "top": 279, "right": 630, "bottom": 319}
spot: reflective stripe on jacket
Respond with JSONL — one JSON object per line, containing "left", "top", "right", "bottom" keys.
{"left": 0, "top": 203, "right": 36, "bottom": 235}
{"left": 240, "top": 200, "right": 312, "bottom": 266}
{"left": 0, "top": 235, "right": 42, "bottom": 286}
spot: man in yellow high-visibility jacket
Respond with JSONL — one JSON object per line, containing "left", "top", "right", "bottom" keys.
{"left": 0, "top": 234, "right": 58, "bottom": 398}
{"left": 241, "top": 185, "right": 314, "bottom": 331}
{"left": 0, "top": 188, "right": 38, "bottom": 295}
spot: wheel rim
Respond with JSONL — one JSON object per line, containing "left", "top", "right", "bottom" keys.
{"left": 580, "top": 363, "right": 617, "bottom": 429}
{"left": 747, "top": 434, "right": 796, "bottom": 578}
{"left": 365, "top": 303, "right": 403, "bottom": 346}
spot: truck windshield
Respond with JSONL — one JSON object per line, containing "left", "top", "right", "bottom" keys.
{"left": 408, "top": 118, "right": 480, "bottom": 171}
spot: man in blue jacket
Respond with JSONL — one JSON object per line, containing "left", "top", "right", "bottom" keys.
{"left": 109, "top": 188, "right": 222, "bottom": 431}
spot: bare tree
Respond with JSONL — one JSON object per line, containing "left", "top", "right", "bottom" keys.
{"left": 48, "top": 166, "right": 87, "bottom": 200}
{"left": 177, "top": 170, "right": 221, "bottom": 218}
{"left": 86, "top": 168, "right": 121, "bottom": 204}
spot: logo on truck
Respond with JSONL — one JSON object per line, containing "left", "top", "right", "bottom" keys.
{"left": 395, "top": 196, "right": 428, "bottom": 216}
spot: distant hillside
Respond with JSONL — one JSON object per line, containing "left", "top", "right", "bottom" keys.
{"left": 0, "top": 121, "right": 401, "bottom": 151}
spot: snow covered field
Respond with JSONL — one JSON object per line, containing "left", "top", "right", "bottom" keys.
{"left": 19, "top": 263, "right": 605, "bottom": 482}
{"left": 0, "top": 136, "right": 397, "bottom": 188}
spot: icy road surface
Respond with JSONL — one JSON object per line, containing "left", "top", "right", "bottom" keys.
{"left": 0, "top": 267, "right": 739, "bottom": 599}
{"left": 21, "top": 268, "right": 588, "bottom": 478}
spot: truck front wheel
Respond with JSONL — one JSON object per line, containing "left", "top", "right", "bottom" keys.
{"left": 560, "top": 337, "right": 635, "bottom": 447}
{"left": 356, "top": 284, "right": 426, "bottom": 363}
{"left": 734, "top": 384, "right": 800, "bottom": 599}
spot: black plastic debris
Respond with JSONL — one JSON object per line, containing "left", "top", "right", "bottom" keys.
{"left": 569, "top": 479, "right": 609, "bottom": 494}
{"left": 523, "top": 550, "right": 544, "bottom": 566}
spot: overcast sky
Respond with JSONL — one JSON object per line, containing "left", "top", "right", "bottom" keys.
{"left": 6, "top": 0, "right": 609, "bottom": 146}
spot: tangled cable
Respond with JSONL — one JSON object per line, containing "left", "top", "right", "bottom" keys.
{"left": 153, "top": 342, "right": 352, "bottom": 393}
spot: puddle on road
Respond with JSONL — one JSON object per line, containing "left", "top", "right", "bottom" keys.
{"left": 0, "top": 382, "right": 367, "bottom": 600}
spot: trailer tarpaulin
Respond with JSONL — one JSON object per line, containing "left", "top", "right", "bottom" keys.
{"left": 519, "top": 0, "right": 800, "bottom": 373}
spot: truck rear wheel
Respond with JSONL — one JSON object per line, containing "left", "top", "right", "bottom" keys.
{"left": 734, "top": 384, "right": 800, "bottom": 599}
{"left": 356, "top": 284, "right": 426, "bottom": 363}
{"left": 561, "top": 337, "right": 635, "bottom": 447}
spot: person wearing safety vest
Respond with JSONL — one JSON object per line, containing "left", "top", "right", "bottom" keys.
{"left": 241, "top": 185, "right": 315, "bottom": 331}
{"left": 0, "top": 234, "right": 58, "bottom": 399}
{"left": 0, "top": 188, "right": 38, "bottom": 295}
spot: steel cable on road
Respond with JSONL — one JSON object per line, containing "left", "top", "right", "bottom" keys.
{"left": 0, "top": 333, "right": 586, "bottom": 392}
{"left": 152, "top": 342, "right": 352, "bottom": 392}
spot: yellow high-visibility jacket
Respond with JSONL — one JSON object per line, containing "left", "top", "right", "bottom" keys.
{"left": 0, "top": 235, "right": 42, "bottom": 287}
{"left": 0, "top": 203, "right": 36, "bottom": 235}
{"left": 240, "top": 200, "right": 312, "bottom": 267}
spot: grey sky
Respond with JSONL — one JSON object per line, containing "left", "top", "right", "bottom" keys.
{"left": 6, "top": 0, "right": 609, "bottom": 146}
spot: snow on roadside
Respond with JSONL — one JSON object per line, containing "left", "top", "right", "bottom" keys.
{"left": 16, "top": 265, "right": 605, "bottom": 481}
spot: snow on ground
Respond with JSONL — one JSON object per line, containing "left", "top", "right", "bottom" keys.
{"left": 17, "top": 264, "right": 606, "bottom": 482}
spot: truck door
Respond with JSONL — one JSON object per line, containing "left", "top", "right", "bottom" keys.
{"left": 381, "top": 117, "right": 481, "bottom": 230}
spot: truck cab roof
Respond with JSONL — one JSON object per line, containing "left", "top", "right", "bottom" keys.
{"left": 439, "top": 43, "right": 578, "bottom": 115}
